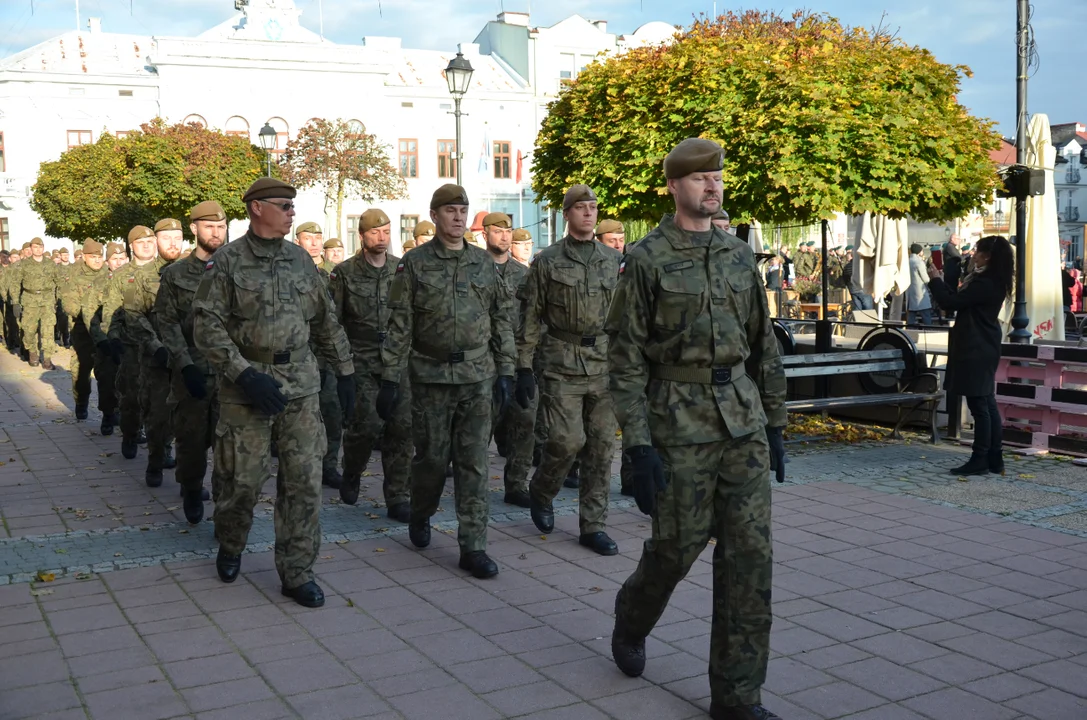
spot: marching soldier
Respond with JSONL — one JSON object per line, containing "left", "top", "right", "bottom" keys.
{"left": 595, "top": 219, "right": 626, "bottom": 253}
{"left": 155, "top": 201, "right": 228, "bottom": 522}
{"left": 406, "top": 220, "right": 435, "bottom": 251}
{"left": 606, "top": 138, "right": 787, "bottom": 720}
{"left": 66, "top": 240, "right": 113, "bottom": 423}
{"left": 126, "top": 219, "right": 183, "bottom": 487}
{"left": 193, "top": 178, "right": 355, "bottom": 607}
{"left": 379, "top": 184, "right": 514, "bottom": 579}
{"left": 322, "top": 237, "right": 345, "bottom": 271}
{"left": 16, "top": 237, "right": 58, "bottom": 369}
{"left": 515, "top": 184, "right": 622, "bottom": 556}
{"left": 332, "top": 209, "right": 413, "bottom": 521}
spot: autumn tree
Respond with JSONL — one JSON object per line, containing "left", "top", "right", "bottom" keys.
{"left": 533, "top": 11, "right": 1000, "bottom": 225}
{"left": 281, "top": 119, "right": 407, "bottom": 238}
{"left": 31, "top": 119, "right": 265, "bottom": 242}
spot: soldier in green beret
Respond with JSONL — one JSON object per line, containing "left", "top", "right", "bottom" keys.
{"left": 322, "top": 237, "right": 345, "bottom": 271}
{"left": 607, "top": 138, "right": 786, "bottom": 720}
{"left": 67, "top": 240, "right": 114, "bottom": 423}
{"left": 15, "top": 237, "right": 59, "bottom": 369}
{"left": 595, "top": 219, "right": 626, "bottom": 252}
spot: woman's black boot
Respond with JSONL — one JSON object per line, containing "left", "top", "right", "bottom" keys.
{"left": 950, "top": 454, "right": 990, "bottom": 476}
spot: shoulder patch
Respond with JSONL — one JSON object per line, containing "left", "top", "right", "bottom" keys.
{"left": 127, "top": 277, "right": 135, "bottom": 283}
{"left": 619, "top": 260, "right": 626, "bottom": 275}
{"left": 329, "top": 272, "right": 336, "bottom": 279}
{"left": 664, "top": 260, "right": 694, "bottom": 273}
{"left": 204, "top": 261, "right": 214, "bottom": 271}
{"left": 395, "top": 261, "right": 405, "bottom": 274}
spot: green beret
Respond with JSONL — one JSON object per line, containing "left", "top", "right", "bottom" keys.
{"left": 323, "top": 238, "right": 343, "bottom": 249}
{"left": 58, "top": 247, "right": 70, "bottom": 255}
{"left": 595, "top": 219, "right": 623, "bottom": 236}
{"left": 20, "top": 242, "right": 31, "bottom": 250}
{"left": 82, "top": 239, "right": 104, "bottom": 255}
{"left": 431, "top": 184, "right": 469, "bottom": 209}
{"left": 413, "top": 220, "right": 435, "bottom": 238}
{"left": 845, "top": 245, "right": 854, "bottom": 251}
{"left": 30, "top": 237, "right": 44, "bottom": 247}
{"left": 106, "top": 242, "right": 126, "bottom": 257}
{"left": 243, "top": 177, "right": 296, "bottom": 203}
{"left": 512, "top": 228, "right": 532, "bottom": 243}
{"left": 295, "top": 221, "right": 322, "bottom": 236}
{"left": 190, "top": 200, "right": 225, "bottom": 223}
{"left": 463, "top": 230, "right": 477, "bottom": 242}
{"left": 712, "top": 210, "right": 729, "bottom": 221}
{"left": 127, "top": 225, "right": 154, "bottom": 243}
{"left": 361, "top": 209, "right": 391, "bottom": 232}
{"left": 663, "top": 138, "right": 724, "bottom": 179}
{"left": 402, "top": 238, "right": 417, "bottom": 250}
{"left": 154, "top": 218, "right": 182, "bottom": 233}
{"left": 562, "top": 184, "right": 597, "bottom": 211}
{"left": 483, "top": 212, "right": 511, "bottom": 229}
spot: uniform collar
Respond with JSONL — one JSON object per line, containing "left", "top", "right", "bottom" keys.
{"left": 560, "top": 236, "right": 600, "bottom": 265}
{"left": 429, "top": 240, "right": 478, "bottom": 263}
{"left": 658, "top": 214, "right": 741, "bottom": 254}
{"left": 243, "top": 228, "right": 285, "bottom": 259}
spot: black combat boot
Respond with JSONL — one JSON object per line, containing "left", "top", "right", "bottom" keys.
{"left": 282, "top": 581, "right": 324, "bottom": 608}
{"left": 611, "top": 592, "right": 646, "bottom": 677}
{"left": 181, "top": 489, "right": 204, "bottom": 524}
{"left": 100, "top": 413, "right": 118, "bottom": 437}
{"left": 121, "top": 438, "right": 138, "bottom": 459}
{"left": 709, "top": 703, "right": 782, "bottom": 720}
{"left": 386, "top": 502, "right": 410, "bottom": 523}
{"left": 321, "top": 468, "right": 342, "bottom": 489}
{"left": 504, "top": 489, "right": 531, "bottom": 508}
{"left": 145, "top": 466, "right": 163, "bottom": 487}
{"left": 340, "top": 469, "right": 361, "bottom": 505}
{"left": 163, "top": 447, "right": 176, "bottom": 469}
{"left": 409, "top": 518, "right": 431, "bottom": 548}
{"left": 75, "top": 405, "right": 88, "bottom": 421}
{"left": 458, "top": 551, "right": 499, "bottom": 579}
{"left": 215, "top": 548, "right": 241, "bottom": 583}
{"left": 579, "top": 532, "right": 618, "bottom": 556}
{"left": 530, "top": 495, "right": 554, "bottom": 533}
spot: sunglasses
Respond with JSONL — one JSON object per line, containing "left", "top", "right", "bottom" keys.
{"left": 259, "top": 200, "right": 295, "bottom": 212}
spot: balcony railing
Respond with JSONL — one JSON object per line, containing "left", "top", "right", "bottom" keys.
{"left": 1066, "top": 170, "right": 1082, "bottom": 184}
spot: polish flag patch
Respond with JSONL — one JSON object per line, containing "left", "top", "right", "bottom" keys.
{"left": 204, "top": 260, "right": 214, "bottom": 271}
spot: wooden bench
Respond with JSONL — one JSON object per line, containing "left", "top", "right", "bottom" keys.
{"left": 782, "top": 349, "right": 943, "bottom": 443}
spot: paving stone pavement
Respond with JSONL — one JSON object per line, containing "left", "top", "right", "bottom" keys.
{"left": 1, "top": 348, "right": 1086, "bottom": 719}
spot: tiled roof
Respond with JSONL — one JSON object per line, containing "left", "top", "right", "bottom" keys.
{"left": 0, "top": 31, "right": 153, "bottom": 76}
{"left": 385, "top": 49, "right": 524, "bottom": 93}
{"left": 989, "top": 139, "right": 1016, "bottom": 166}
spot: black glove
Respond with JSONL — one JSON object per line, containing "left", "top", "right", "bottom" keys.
{"left": 375, "top": 380, "right": 400, "bottom": 422}
{"left": 337, "top": 375, "right": 356, "bottom": 423}
{"left": 152, "top": 346, "right": 169, "bottom": 369}
{"left": 493, "top": 375, "right": 514, "bottom": 416}
{"left": 109, "top": 338, "right": 124, "bottom": 365}
{"left": 181, "top": 364, "right": 207, "bottom": 400}
{"left": 624, "top": 445, "right": 666, "bottom": 516}
{"left": 514, "top": 368, "right": 536, "bottom": 409}
{"left": 236, "top": 367, "right": 288, "bottom": 416}
{"left": 767, "top": 426, "right": 787, "bottom": 483}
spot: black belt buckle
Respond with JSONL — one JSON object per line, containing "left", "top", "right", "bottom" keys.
{"left": 448, "top": 351, "right": 465, "bottom": 363}
{"left": 272, "top": 351, "right": 291, "bottom": 365}
{"left": 377, "top": 331, "right": 387, "bottom": 342}
{"left": 580, "top": 336, "right": 596, "bottom": 348}
{"left": 711, "top": 367, "right": 732, "bottom": 384}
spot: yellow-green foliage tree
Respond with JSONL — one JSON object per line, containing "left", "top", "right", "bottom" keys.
{"left": 533, "top": 11, "right": 1000, "bottom": 224}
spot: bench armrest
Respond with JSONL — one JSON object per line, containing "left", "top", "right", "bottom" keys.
{"left": 899, "top": 371, "right": 940, "bottom": 395}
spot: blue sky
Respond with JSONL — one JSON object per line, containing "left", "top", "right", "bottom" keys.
{"left": 1, "top": 0, "right": 1083, "bottom": 135}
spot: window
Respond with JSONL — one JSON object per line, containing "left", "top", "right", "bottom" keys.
{"left": 347, "top": 215, "right": 360, "bottom": 253}
{"left": 400, "top": 215, "right": 418, "bottom": 246}
{"left": 0, "top": 217, "right": 8, "bottom": 251}
{"left": 346, "top": 119, "right": 365, "bottom": 139}
{"left": 182, "top": 114, "right": 207, "bottom": 128}
{"left": 225, "top": 116, "right": 250, "bottom": 139}
{"left": 67, "top": 130, "right": 91, "bottom": 149}
{"left": 438, "top": 140, "right": 457, "bottom": 179}
{"left": 0, "top": 132, "right": 5, "bottom": 173}
{"left": 559, "top": 52, "right": 575, "bottom": 82}
{"left": 118, "top": 89, "right": 133, "bottom": 97}
{"left": 398, "top": 139, "right": 418, "bottom": 178}
{"left": 493, "top": 141, "right": 511, "bottom": 179}
{"left": 114, "top": 131, "right": 131, "bottom": 139}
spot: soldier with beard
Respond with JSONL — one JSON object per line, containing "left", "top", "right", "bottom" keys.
{"left": 332, "top": 209, "right": 413, "bottom": 521}
{"left": 155, "top": 201, "right": 228, "bottom": 521}
{"left": 126, "top": 219, "right": 184, "bottom": 487}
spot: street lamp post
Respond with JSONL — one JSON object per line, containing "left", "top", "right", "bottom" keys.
{"left": 444, "top": 51, "right": 474, "bottom": 188}
{"left": 258, "top": 122, "right": 277, "bottom": 177}
{"left": 1009, "top": 0, "right": 1031, "bottom": 344}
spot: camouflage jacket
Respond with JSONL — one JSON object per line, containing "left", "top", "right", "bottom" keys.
{"left": 192, "top": 229, "right": 353, "bottom": 404}
{"left": 15, "top": 258, "right": 57, "bottom": 307}
{"left": 605, "top": 214, "right": 787, "bottom": 448}
{"left": 516, "top": 236, "right": 621, "bottom": 377}
{"left": 329, "top": 251, "right": 399, "bottom": 375}
{"left": 98, "top": 261, "right": 148, "bottom": 344}
{"left": 125, "top": 256, "right": 173, "bottom": 359}
{"left": 381, "top": 239, "right": 514, "bottom": 385}
{"left": 154, "top": 252, "right": 214, "bottom": 374}
{"left": 67, "top": 262, "right": 111, "bottom": 339}
{"left": 54, "top": 264, "right": 74, "bottom": 315}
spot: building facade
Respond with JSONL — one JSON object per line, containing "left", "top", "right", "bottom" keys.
{"left": 0, "top": 0, "right": 675, "bottom": 254}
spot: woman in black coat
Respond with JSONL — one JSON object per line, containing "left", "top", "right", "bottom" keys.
{"left": 927, "top": 235, "right": 1014, "bottom": 476}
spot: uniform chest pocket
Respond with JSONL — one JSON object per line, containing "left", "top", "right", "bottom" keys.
{"left": 548, "top": 271, "right": 579, "bottom": 307}
{"left": 656, "top": 274, "right": 706, "bottom": 330}
{"left": 715, "top": 271, "right": 755, "bottom": 318}
{"left": 345, "top": 276, "right": 378, "bottom": 318}
{"left": 414, "top": 273, "right": 447, "bottom": 313}
{"left": 294, "top": 273, "right": 321, "bottom": 321}
{"left": 231, "top": 272, "right": 265, "bottom": 318}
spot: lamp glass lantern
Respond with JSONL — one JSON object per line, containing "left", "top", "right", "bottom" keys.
{"left": 258, "top": 123, "right": 277, "bottom": 176}
{"left": 445, "top": 52, "right": 474, "bottom": 98}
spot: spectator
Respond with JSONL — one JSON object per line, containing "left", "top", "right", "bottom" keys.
{"left": 1062, "top": 262, "right": 1075, "bottom": 313}
{"left": 928, "top": 235, "right": 1013, "bottom": 476}
{"left": 907, "top": 243, "right": 934, "bottom": 325}
{"left": 765, "top": 257, "right": 782, "bottom": 290}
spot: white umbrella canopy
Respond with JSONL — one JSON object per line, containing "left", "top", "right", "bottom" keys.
{"left": 1008, "top": 113, "right": 1064, "bottom": 341}
{"left": 853, "top": 212, "right": 910, "bottom": 318}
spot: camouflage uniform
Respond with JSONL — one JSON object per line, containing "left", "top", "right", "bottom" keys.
{"left": 2, "top": 262, "right": 21, "bottom": 352}
{"left": 517, "top": 237, "right": 621, "bottom": 534}
{"left": 99, "top": 262, "right": 147, "bottom": 443}
{"left": 15, "top": 258, "right": 57, "bottom": 361}
{"left": 65, "top": 261, "right": 112, "bottom": 413}
{"left": 329, "top": 252, "right": 412, "bottom": 507}
{"left": 606, "top": 214, "right": 786, "bottom": 708}
{"left": 126, "top": 257, "right": 176, "bottom": 474}
{"left": 381, "top": 239, "right": 514, "bottom": 553}
{"left": 155, "top": 252, "right": 220, "bottom": 498}
{"left": 493, "top": 258, "right": 535, "bottom": 495}
{"left": 314, "top": 264, "right": 343, "bottom": 480}
{"left": 54, "top": 262, "right": 71, "bottom": 348}
{"left": 193, "top": 229, "right": 353, "bottom": 589}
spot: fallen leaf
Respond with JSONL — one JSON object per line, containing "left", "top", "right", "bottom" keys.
{"left": 114, "top": 552, "right": 124, "bottom": 557}
{"left": 957, "top": 477, "right": 969, "bottom": 483}
{"left": 1018, "top": 473, "right": 1035, "bottom": 479}
{"left": 54, "top": 548, "right": 67, "bottom": 554}
{"left": 539, "top": 535, "right": 547, "bottom": 541}
{"left": 374, "top": 548, "right": 386, "bottom": 553}
{"left": 320, "top": 555, "right": 333, "bottom": 560}
{"left": 36, "top": 571, "right": 55, "bottom": 582}
{"left": 74, "top": 572, "right": 92, "bottom": 580}
{"left": 335, "top": 539, "right": 348, "bottom": 545}
{"left": 178, "top": 529, "right": 189, "bottom": 534}
{"left": 589, "top": 586, "right": 603, "bottom": 593}
{"left": 346, "top": 598, "right": 355, "bottom": 607}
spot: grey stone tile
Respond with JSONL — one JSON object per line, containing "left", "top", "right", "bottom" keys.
{"left": 902, "top": 687, "right": 1019, "bottom": 720}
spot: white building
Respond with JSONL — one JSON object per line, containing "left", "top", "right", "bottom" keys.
{"left": 0, "top": 0, "right": 676, "bottom": 255}
{"left": 1051, "top": 122, "right": 1087, "bottom": 261}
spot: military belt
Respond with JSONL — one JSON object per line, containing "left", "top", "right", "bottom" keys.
{"left": 547, "top": 327, "right": 607, "bottom": 348}
{"left": 239, "top": 346, "right": 311, "bottom": 366}
{"left": 352, "top": 328, "right": 388, "bottom": 343}
{"left": 649, "top": 362, "right": 746, "bottom": 385}
{"left": 412, "top": 341, "right": 488, "bottom": 364}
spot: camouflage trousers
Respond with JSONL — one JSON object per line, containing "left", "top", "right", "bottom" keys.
{"left": 19, "top": 302, "right": 56, "bottom": 359}
{"left": 171, "top": 373, "right": 219, "bottom": 498}
{"left": 531, "top": 372, "right": 615, "bottom": 534}
{"left": 411, "top": 380, "right": 491, "bottom": 553}
{"left": 139, "top": 362, "right": 174, "bottom": 470}
{"left": 3, "top": 300, "right": 19, "bottom": 351}
{"left": 116, "top": 343, "right": 142, "bottom": 441}
{"left": 616, "top": 432, "right": 773, "bottom": 706}
{"left": 343, "top": 371, "right": 412, "bottom": 506}
{"left": 69, "top": 321, "right": 97, "bottom": 410}
{"left": 318, "top": 370, "right": 342, "bottom": 474}
{"left": 213, "top": 395, "right": 326, "bottom": 589}
{"left": 493, "top": 389, "right": 537, "bottom": 494}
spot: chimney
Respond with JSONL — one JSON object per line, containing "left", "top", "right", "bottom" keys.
{"left": 498, "top": 11, "right": 530, "bottom": 27}
{"left": 592, "top": 19, "right": 608, "bottom": 33}
{"left": 88, "top": 17, "right": 102, "bottom": 34}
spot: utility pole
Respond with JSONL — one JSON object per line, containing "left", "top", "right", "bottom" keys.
{"left": 1008, "top": 0, "right": 1031, "bottom": 343}
{"left": 75, "top": 0, "right": 80, "bottom": 30}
